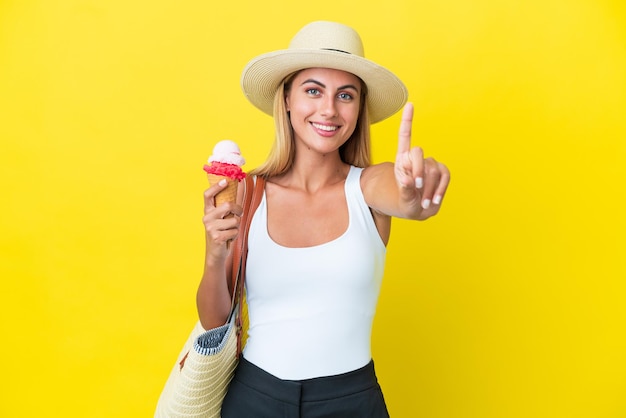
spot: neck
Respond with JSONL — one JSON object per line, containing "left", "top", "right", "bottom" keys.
{"left": 276, "top": 152, "right": 348, "bottom": 192}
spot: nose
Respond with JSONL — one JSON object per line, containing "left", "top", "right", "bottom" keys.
{"left": 320, "top": 95, "right": 338, "bottom": 118}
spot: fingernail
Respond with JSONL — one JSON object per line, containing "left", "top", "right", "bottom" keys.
{"left": 422, "top": 199, "right": 431, "bottom": 209}
{"left": 415, "top": 177, "right": 423, "bottom": 189}
{"left": 433, "top": 195, "right": 442, "bottom": 205}
{"left": 218, "top": 179, "right": 227, "bottom": 186}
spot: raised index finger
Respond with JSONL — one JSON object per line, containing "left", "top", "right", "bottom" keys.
{"left": 397, "top": 102, "right": 414, "bottom": 155}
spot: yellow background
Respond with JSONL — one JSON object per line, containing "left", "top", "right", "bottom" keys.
{"left": 1, "top": 0, "right": 625, "bottom": 417}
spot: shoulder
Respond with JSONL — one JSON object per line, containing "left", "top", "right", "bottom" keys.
{"left": 361, "top": 162, "right": 395, "bottom": 194}
{"left": 362, "top": 162, "right": 393, "bottom": 177}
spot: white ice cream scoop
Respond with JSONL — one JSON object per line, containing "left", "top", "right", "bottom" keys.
{"left": 208, "top": 139, "right": 245, "bottom": 166}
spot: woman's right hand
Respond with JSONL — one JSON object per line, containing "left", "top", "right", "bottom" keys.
{"left": 202, "top": 179, "right": 243, "bottom": 262}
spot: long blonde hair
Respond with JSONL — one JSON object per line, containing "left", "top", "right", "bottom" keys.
{"left": 249, "top": 71, "right": 371, "bottom": 178}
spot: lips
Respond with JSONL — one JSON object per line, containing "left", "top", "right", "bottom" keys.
{"left": 310, "top": 122, "right": 339, "bottom": 132}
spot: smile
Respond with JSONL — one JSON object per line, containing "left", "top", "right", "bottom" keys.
{"left": 311, "top": 122, "right": 339, "bottom": 132}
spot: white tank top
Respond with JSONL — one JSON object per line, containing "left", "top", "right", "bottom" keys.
{"left": 243, "top": 166, "right": 386, "bottom": 380}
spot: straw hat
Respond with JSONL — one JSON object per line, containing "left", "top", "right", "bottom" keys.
{"left": 240, "top": 21, "right": 408, "bottom": 124}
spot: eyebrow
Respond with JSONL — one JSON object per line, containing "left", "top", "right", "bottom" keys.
{"left": 300, "top": 79, "right": 360, "bottom": 92}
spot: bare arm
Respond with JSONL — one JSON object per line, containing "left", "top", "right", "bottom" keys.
{"left": 362, "top": 103, "right": 450, "bottom": 221}
{"left": 196, "top": 179, "right": 244, "bottom": 330}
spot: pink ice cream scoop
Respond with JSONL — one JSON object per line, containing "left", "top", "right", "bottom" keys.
{"left": 203, "top": 140, "right": 246, "bottom": 181}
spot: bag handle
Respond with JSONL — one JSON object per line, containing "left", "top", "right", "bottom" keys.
{"left": 229, "top": 175, "right": 265, "bottom": 355}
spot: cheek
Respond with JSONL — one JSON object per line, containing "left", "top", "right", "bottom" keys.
{"left": 341, "top": 105, "right": 360, "bottom": 126}
{"left": 285, "top": 90, "right": 308, "bottom": 113}
{"left": 289, "top": 99, "right": 315, "bottom": 118}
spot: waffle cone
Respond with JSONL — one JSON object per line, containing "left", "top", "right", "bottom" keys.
{"left": 206, "top": 174, "right": 238, "bottom": 214}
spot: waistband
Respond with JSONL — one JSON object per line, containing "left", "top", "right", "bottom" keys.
{"left": 234, "top": 356, "right": 380, "bottom": 404}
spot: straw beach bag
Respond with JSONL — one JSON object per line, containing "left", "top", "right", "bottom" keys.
{"left": 155, "top": 175, "right": 265, "bottom": 417}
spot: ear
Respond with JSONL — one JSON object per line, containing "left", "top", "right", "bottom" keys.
{"left": 285, "top": 94, "right": 290, "bottom": 112}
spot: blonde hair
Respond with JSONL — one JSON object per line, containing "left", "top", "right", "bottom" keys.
{"left": 249, "top": 72, "right": 372, "bottom": 179}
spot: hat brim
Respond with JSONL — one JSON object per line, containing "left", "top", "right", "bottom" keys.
{"left": 240, "top": 49, "right": 408, "bottom": 124}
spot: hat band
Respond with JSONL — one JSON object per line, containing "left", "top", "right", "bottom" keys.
{"left": 322, "top": 48, "right": 351, "bottom": 54}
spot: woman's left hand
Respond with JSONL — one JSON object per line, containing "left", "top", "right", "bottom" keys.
{"left": 394, "top": 103, "right": 450, "bottom": 219}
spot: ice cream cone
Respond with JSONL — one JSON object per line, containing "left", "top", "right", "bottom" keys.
{"left": 207, "top": 174, "right": 238, "bottom": 216}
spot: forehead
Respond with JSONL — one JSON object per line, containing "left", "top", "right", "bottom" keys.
{"left": 293, "top": 68, "right": 362, "bottom": 88}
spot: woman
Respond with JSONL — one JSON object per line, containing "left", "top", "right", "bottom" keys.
{"left": 198, "top": 21, "right": 450, "bottom": 417}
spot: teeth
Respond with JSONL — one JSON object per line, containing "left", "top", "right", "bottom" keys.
{"left": 312, "top": 123, "right": 338, "bottom": 132}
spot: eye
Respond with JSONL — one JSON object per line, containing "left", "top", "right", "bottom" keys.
{"left": 305, "top": 88, "right": 321, "bottom": 96}
{"left": 338, "top": 92, "right": 354, "bottom": 101}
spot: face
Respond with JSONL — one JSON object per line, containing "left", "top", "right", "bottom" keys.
{"left": 285, "top": 68, "right": 362, "bottom": 157}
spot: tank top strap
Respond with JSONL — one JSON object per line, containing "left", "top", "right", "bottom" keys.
{"left": 345, "top": 166, "right": 380, "bottom": 239}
